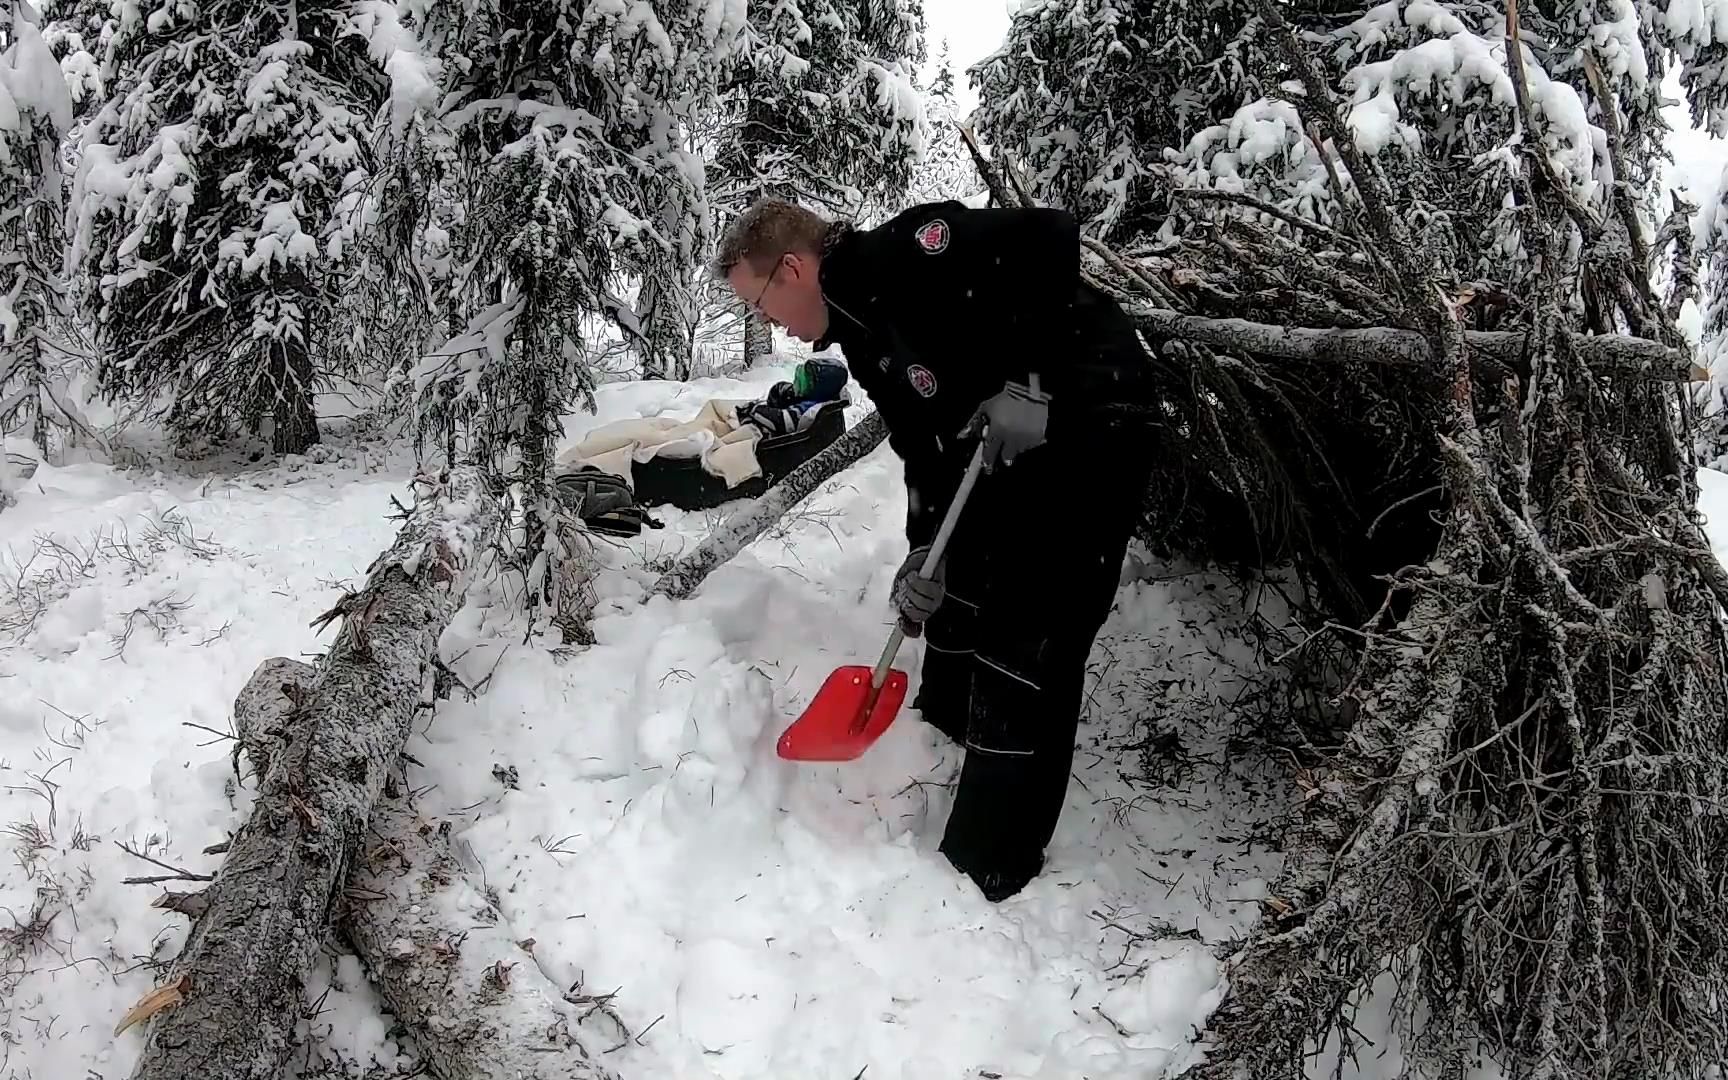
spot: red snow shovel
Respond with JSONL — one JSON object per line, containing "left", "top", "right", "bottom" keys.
{"left": 776, "top": 441, "right": 988, "bottom": 762}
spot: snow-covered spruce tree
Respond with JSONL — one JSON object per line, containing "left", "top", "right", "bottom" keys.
{"left": 377, "top": 0, "right": 744, "bottom": 603}
{"left": 38, "top": 0, "right": 106, "bottom": 120}
{"left": 311, "top": 0, "right": 462, "bottom": 439}
{"left": 1692, "top": 172, "right": 1728, "bottom": 465}
{"left": 969, "top": 0, "right": 1268, "bottom": 240}
{"left": 904, "top": 39, "right": 982, "bottom": 207}
{"left": 972, "top": 0, "right": 1664, "bottom": 247}
{"left": 707, "top": 0, "right": 926, "bottom": 365}
{"left": 0, "top": 0, "right": 99, "bottom": 480}
{"left": 976, "top": 0, "right": 1728, "bottom": 1075}
{"left": 64, "top": 0, "right": 374, "bottom": 455}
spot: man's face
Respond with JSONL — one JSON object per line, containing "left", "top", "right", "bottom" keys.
{"left": 727, "top": 250, "right": 830, "bottom": 343}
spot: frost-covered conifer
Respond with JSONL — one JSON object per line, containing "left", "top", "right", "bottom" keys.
{"left": 1, "top": 0, "right": 99, "bottom": 486}
{"left": 349, "top": 0, "right": 744, "bottom": 601}
{"left": 1692, "top": 172, "right": 1728, "bottom": 464}
{"left": 66, "top": 0, "right": 372, "bottom": 454}
{"left": 978, "top": 0, "right": 1681, "bottom": 317}
{"left": 905, "top": 39, "right": 982, "bottom": 207}
{"left": 971, "top": 0, "right": 1263, "bottom": 239}
{"left": 38, "top": 0, "right": 105, "bottom": 118}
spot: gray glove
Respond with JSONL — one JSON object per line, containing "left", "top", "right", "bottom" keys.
{"left": 891, "top": 544, "right": 945, "bottom": 637}
{"left": 963, "top": 379, "right": 1049, "bottom": 470}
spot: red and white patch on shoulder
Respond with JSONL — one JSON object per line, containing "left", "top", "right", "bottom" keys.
{"left": 915, "top": 219, "right": 949, "bottom": 254}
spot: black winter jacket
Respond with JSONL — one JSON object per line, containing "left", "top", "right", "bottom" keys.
{"left": 813, "top": 199, "right": 1154, "bottom": 546}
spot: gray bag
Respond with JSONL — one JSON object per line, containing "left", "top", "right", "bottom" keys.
{"left": 552, "top": 467, "right": 663, "bottom": 537}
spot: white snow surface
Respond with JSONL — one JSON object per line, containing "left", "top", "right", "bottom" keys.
{"left": 1, "top": 364, "right": 1358, "bottom": 1078}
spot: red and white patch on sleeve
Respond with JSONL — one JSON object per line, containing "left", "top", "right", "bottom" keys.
{"left": 915, "top": 219, "right": 949, "bottom": 254}
{"left": 906, "top": 364, "right": 938, "bottom": 397}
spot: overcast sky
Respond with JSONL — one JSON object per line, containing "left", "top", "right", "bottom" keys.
{"left": 922, "top": 0, "right": 1015, "bottom": 115}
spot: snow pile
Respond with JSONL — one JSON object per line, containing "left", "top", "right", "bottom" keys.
{"left": 350, "top": 0, "right": 444, "bottom": 137}
{"left": 1175, "top": 95, "right": 1337, "bottom": 215}
{"left": 0, "top": 432, "right": 407, "bottom": 1077}
{"left": 1590, "top": 0, "right": 1649, "bottom": 86}
{"left": 423, "top": 386, "right": 1289, "bottom": 1078}
{"left": 3, "top": 366, "right": 1288, "bottom": 1078}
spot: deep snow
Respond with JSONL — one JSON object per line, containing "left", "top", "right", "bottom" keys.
{"left": 1, "top": 365, "right": 1298, "bottom": 1079}
{"left": 12, "top": 363, "right": 1724, "bottom": 1078}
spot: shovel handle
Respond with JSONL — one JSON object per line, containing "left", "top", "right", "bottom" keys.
{"left": 868, "top": 440, "right": 989, "bottom": 691}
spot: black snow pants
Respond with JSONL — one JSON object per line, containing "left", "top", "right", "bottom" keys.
{"left": 910, "top": 427, "right": 1152, "bottom": 902}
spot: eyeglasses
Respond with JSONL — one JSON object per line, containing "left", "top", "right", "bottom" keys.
{"left": 745, "top": 253, "right": 788, "bottom": 318}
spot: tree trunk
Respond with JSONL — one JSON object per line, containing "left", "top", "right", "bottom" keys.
{"left": 345, "top": 789, "right": 623, "bottom": 1080}
{"left": 0, "top": 452, "right": 19, "bottom": 514}
{"left": 634, "top": 272, "right": 696, "bottom": 381}
{"left": 743, "top": 312, "right": 773, "bottom": 368}
{"left": 271, "top": 336, "right": 321, "bottom": 455}
{"left": 124, "top": 466, "right": 500, "bottom": 1080}
{"left": 651, "top": 409, "right": 887, "bottom": 600}
{"left": 230, "top": 658, "right": 622, "bottom": 1080}
{"left": 1130, "top": 307, "right": 1691, "bottom": 380}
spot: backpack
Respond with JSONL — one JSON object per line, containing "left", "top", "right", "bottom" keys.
{"left": 553, "top": 467, "right": 664, "bottom": 537}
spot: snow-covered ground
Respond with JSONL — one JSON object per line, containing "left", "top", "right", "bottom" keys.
{"left": 2, "top": 363, "right": 1299, "bottom": 1079}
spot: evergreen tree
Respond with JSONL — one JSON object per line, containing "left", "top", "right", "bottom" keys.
{"left": 905, "top": 36, "right": 980, "bottom": 206}
{"left": 973, "top": 0, "right": 1670, "bottom": 257}
{"left": 1692, "top": 175, "right": 1728, "bottom": 465}
{"left": 65, "top": 0, "right": 374, "bottom": 454}
{"left": 709, "top": 0, "right": 927, "bottom": 365}
{"left": 38, "top": 0, "right": 105, "bottom": 118}
{"left": 931, "top": 37, "right": 954, "bottom": 98}
{"left": 353, "top": 0, "right": 745, "bottom": 602}
{"left": 970, "top": 0, "right": 1264, "bottom": 239}
{"left": 0, "top": 0, "right": 98, "bottom": 487}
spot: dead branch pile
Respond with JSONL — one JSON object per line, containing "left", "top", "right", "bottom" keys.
{"left": 971, "top": 5, "right": 1728, "bottom": 1075}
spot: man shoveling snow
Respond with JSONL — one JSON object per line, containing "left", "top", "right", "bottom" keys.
{"left": 715, "top": 197, "right": 1159, "bottom": 901}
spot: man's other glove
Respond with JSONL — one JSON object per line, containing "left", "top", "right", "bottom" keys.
{"left": 891, "top": 544, "right": 945, "bottom": 637}
{"left": 963, "top": 379, "right": 1049, "bottom": 470}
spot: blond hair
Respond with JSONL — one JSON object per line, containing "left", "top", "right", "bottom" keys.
{"left": 712, "top": 197, "right": 830, "bottom": 276}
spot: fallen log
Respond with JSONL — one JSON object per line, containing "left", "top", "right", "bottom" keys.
{"left": 346, "top": 784, "right": 623, "bottom": 1079}
{"left": 229, "top": 658, "right": 621, "bottom": 1080}
{"left": 1132, "top": 307, "right": 1694, "bottom": 380}
{"left": 124, "top": 466, "right": 501, "bottom": 1080}
{"left": 650, "top": 408, "right": 888, "bottom": 600}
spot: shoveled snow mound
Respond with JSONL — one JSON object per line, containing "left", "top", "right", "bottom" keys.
{"left": 419, "top": 374, "right": 1291, "bottom": 1078}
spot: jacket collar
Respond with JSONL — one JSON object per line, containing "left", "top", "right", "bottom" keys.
{"left": 814, "top": 222, "right": 869, "bottom": 352}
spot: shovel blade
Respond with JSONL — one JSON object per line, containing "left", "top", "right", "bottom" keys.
{"left": 776, "top": 665, "right": 910, "bottom": 762}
